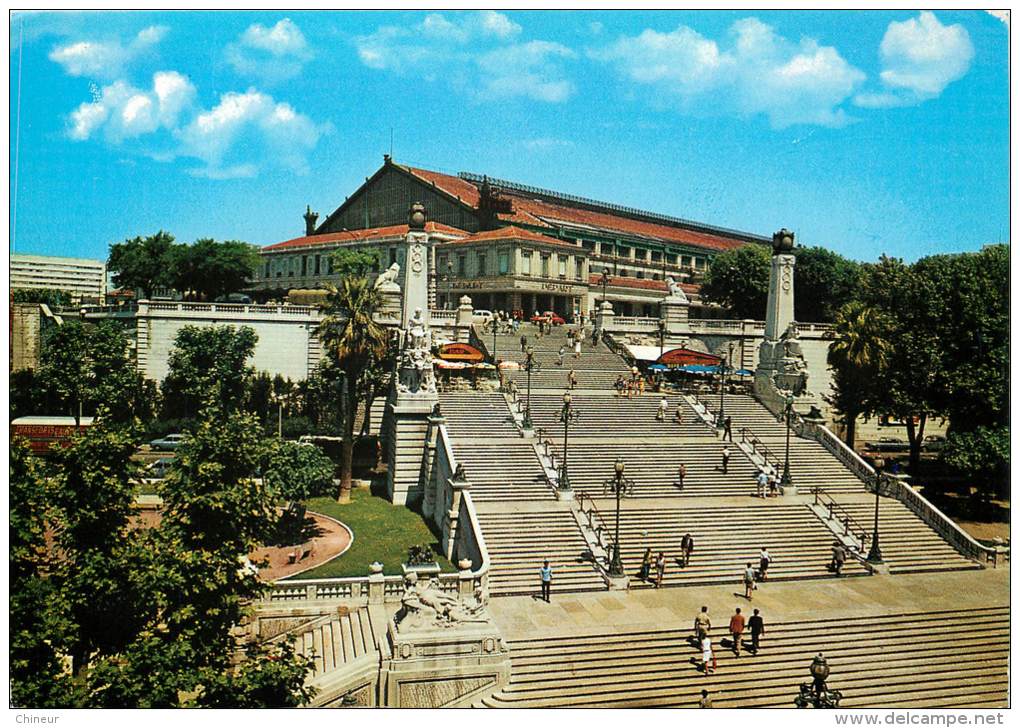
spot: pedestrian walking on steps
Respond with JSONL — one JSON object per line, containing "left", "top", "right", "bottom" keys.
{"left": 614, "top": 375, "right": 625, "bottom": 397}
{"left": 539, "top": 560, "right": 553, "bottom": 602}
{"left": 656, "top": 396, "right": 668, "bottom": 421}
{"left": 680, "top": 533, "right": 694, "bottom": 567}
{"left": 723, "top": 416, "right": 733, "bottom": 441}
{"left": 768, "top": 470, "right": 779, "bottom": 497}
{"left": 721, "top": 446, "right": 731, "bottom": 474}
{"left": 654, "top": 551, "right": 667, "bottom": 588}
{"left": 574, "top": 338, "right": 581, "bottom": 359}
{"left": 699, "top": 689, "right": 713, "bottom": 708}
{"left": 675, "top": 464, "right": 688, "bottom": 491}
{"left": 591, "top": 329, "right": 599, "bottom": 348}
{"left": 520, "top": 333, "right": 528, "bottom": 352}
{"left": 568, "top": 369, "right": 577, "bottom": 390}
{"left": 694, "top": 606, "right": 711, "bottom": 642}
{"left": 638, "top": 548, "right": 653, "bottom": 582}
{"left": 701, "top": 635, "right": 716, "bottom": 675}
{"left": 674, "top": 404, "right": 684, "bottom": 425}
{"left": 756, "top": 469, "right": 769, "bottom": 498}
{"left": 831, "top": 541, "right": 846, "bottom": 576}
{"left": 758, "top": 547, "right": 772, "bottom": 582}
{"left": 729, "top": 607, "right": 746, "bottom": 656}
{"left": 748, "top": 608, "right": 764, "bottom": 654}
{"left": 743, "top": 561, "right": 756, "bottom": 600}
{"left": 557, "top": 345, "right": 565, "bottom": 366}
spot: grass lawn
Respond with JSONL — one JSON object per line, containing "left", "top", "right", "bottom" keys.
{"left": 287, "top": 486, "right": 454, "bottom": 579}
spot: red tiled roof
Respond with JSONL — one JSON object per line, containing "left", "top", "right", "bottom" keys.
{"left": 439, "top": 225, "right": 577, "bottom": 249}
{"left": 500, "top": 193, "right": 744, "bottom": 252}
{"left": 263, "top": 222, "right": 467, "bottom": 251}
{"left": 588, "top": 274, "right": 700, "bottom": 294}
{"left": 399, "top": 165, "right": 750, "bottom": 251}
{"left": 403, "top": 166, "right": 482, "bottom": 207}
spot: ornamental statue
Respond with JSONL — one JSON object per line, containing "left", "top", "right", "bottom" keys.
{"left": 408, "top": 201, "right": 427, "bottom": 231}
{"left": 772, "top": 228, "right": 795, "bottom": 254}
{"left": 394, "top": 573, "right": 488, "bottom": 631}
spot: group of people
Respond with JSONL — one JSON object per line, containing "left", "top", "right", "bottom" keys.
{"left": 656, "top": 396, "right": 686, "bottom": 425}
{"left": 614, "top": 373, "right": 646, "bottom": 397}
{"left": 636, "top": 534, "right": 696, "bottom": 587}
{"left": 694, "top": 604, "right": 767, "bottom": 677}
{"left": 754, "top": 468, "right": 781, "bottom": 498}
{"left": 484, "top": 311, "right": 521, "bottom": 335}
{"left": 555, "top": 338, "right": 583, "bottom": 365}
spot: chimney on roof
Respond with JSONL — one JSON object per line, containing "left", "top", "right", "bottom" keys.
{"left": 383, "top": 153, "right": 392, "bottom": 164}
{"left": 303, "top": 205, "right": 319, "bottom": 236}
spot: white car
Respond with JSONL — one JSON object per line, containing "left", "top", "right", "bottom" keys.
{"left": 149, "top": 433, "right": 188, "bottom": 451}
{"left": 472, "top": 310, "right": 494, "bottom": 324}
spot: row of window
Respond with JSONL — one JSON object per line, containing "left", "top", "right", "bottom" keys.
{"left": 579, "top": 238, "right": 705, "bottom": 269}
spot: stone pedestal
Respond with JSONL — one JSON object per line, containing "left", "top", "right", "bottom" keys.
{"left": 596, "top": 300, "right": 614, "bottom": 333}
{"left": 661, "top": 293, "right": 689, "bottom": 332}
{"left": 377, "top": 280, "right": 402, "bottom": 321}
{"left": 382, "top": 620, "right": 511, "bottom": 708}
{"left": 764, "top": 252, "right": 795, "bottom": 341}
{"left": 387, "top": 395, "right": 438, "bottom": 506}
{"left": 401, "top": 231, "right": 431, "bottom": 330}
{"left": 607, "top": 574, "right": 630, "bottom": 591}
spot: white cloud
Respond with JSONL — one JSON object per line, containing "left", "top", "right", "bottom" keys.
{"left": 49, "top": 25, "right": 168, "bottom": 80}
{"left": 225, "top": 18, "right": 312, "bottom": 84}
{"left": 853, "top": 11, "right": 973, "bottom": 107}
{"left": 67, "top": 71, "right": 195, "bottom": 141}
{"left": 179, "top": 89, "right": 326, "bottom": 178}
{"left": 354, "top": 11, "right": 572, "bottom": 103}
{"left": 591, "top": 17, "right": 865, "bottom": 128}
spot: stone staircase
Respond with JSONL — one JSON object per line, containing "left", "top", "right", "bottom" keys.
{"left": 717, "top": 395, "right": 867, "bottom": 494}
{"left": 493, "top": 323, "right": 630, "bottom": 392}
{"left": 439, "top": 392, "right": 519, "bottom": 441}
{"left": 503, "top": 367, "right": 625, "bottom": 391}
{"left": 478, "top": 606, "right": 1009, "bottom": 708}
{"left": 452, "top": 441, "right": 555, "bottom": 503}
{"left": 835, "top": 499, "right": 983, "bottom": 574}
{"left": 476, "top": 510, "right": 605, "bottom": 596}
{"left": 589, "top": 502, "right": 871, "bottom": 588}
{"left": 525, "top": 393, "right": 711, "bottom": 439}
{"left": 549, "top": 441, "right": 759, "bottom": 499}
{"left": 290, "top": 605, "right": 381, "bottom": 678}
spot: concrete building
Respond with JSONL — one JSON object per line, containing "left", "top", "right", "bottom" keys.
{"left": 252, "top": 156, "right": 768, "bottom": 318}
{"left": 10, "top": 253, "right": 107, "bottom": 303}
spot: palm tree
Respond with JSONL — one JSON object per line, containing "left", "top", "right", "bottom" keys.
{"left": 315, "top": 277, "right": 389, "bottom": 503}
{"left": 826, "top": 301, "right": 891, "bottom": 448}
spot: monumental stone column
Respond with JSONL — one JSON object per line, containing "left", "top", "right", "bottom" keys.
{"left": 386, "top": 202, "right": 441, "bottom": 506}
{"left": 754, "top": 228, "right": 817, "bottom": 413}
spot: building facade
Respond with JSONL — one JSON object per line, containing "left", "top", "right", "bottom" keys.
{"left": 252, "top": 156, "right": 769, "bottom": 317}
{"left": 11, "top": 253, "right": 107, "bottom": 303}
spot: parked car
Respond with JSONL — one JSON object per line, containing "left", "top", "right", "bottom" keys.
{"left": 864, "top": 436, "right": 909, "bottom": 452}
{"left": 472, "top": 310, "right": 494, "bottom": 324}
{"left": 530, "top": 311, "right": 566, "bottom": 325}
{"left": 922, "top": 435, "right": 947, "bottom": 451}
{"left": 149, "top": 433, "right": 188, "bottom": 451}
{"left": 145, "top": 457, "right": 176, "bottom": 479}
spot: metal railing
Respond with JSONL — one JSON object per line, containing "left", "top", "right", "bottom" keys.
{"left": 739, "top": 427, "right": 784, "bottom": 474}
{"left": 576, "top": 491, "right": 615, "bottom": 562}
{"left": 812, "top": 487, "right": 871, "bottom": 547}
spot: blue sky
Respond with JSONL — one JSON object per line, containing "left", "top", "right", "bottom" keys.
{"left": 8, "top": 10, "right": 1009, "bottom": 264}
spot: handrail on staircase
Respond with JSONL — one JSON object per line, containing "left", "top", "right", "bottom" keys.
{"left": 739, "top": 427, "right": 783, "bottom": 473}
{"left": 577, "top": 491, "right": 614, "bottom": 554}
{"left": 813, "top": 486, "right": 870, "bottom": 547}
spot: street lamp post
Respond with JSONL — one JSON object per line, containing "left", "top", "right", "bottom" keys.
{"left": 492, "top": 318, "right": 498, "bottom": 363}
{"left": 522, "top": 346, "right": 540, "bottom": 430}
{"left": 602, "top": 459, "right": 635, "bottom": 577}
{"left": 794, "top": 654, "right": 843, "bottom": 708}
{"left": 600, "top": 268, "right": 610, "bottom": 309}
{"left": 715, "top": 343, "right": 734, "bottom": 429}
{"left": 558, "top": 392, "right": 579, "bottom": 491}
{"left": 780, "top": 394, "right": 794, "bottom": 488}
{"left": 867, "top": 460, "right": 884, "bottom": 564}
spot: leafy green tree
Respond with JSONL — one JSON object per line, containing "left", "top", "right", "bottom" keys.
{"left": 700, "top": 244, "right": 771, "bottom": 319}
{"left": 826, "top": 302, "right": 891, "bottom": 448}
{"left": 9, "top": 368, "right": 59, "bottom": 421}
{"left": 315, "top": 277, "right": 390, "bottom": 502}
{"left": 46, "top": 421, "right": 153, "bottom": 677}
{"left": 12, "top": 288, "right": 72, "bottom": 307}
{"left": 169, "top": 239, "right": 260, "bottom": 301}
{"left": 161, "top": 325, "right": 258, "bottom": 419}
{"left": 793, "top": 246, "right": 862, "bottom": 323}
{"left": 107, "top": 231, "right": 176, "bottom": 298}
{"left": 330, "top": 247, "right": 381, "bottom": 278}
{"left": 263, "top": 440, "right": 335, "bottom": 501}
{"left": 299, "top": 359, "right": 345, "bottom": 436}
{"left": 10, "top": 439, "right": 72, "bottom": 707}
{"left": 37, "top": 320, "right": 144, "bottom": 426}
{"left": 942, "top": 426, "right": 1009, "bottom": 500}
